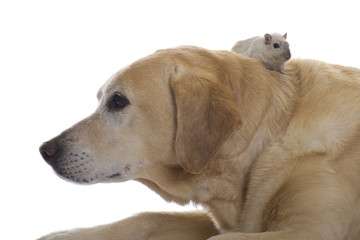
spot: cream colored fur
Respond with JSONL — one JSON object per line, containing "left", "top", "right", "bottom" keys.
{"left": 39, "top": 46, "right": 360, "bottom": 240}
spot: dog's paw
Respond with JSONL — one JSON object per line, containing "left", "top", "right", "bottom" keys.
{"left": 37, "top": 228, "right": 102, "bottom": 240}
{"left": 37, "top": 231, "right": 70, "bottom": 240}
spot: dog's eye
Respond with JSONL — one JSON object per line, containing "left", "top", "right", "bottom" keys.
{"left": 273, "top": 43, "right": 280, "bottom": 48}
{"left": 110, "top": 93, "right": 130, "bottom": 110}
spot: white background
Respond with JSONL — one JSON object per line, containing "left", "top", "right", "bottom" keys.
{"left": 1, "top": 0, "right": 359, "bottom": 239}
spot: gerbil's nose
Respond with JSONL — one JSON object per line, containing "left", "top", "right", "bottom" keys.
{"left": 39, "top": 141, "right": 58, "bottom": 164}
{"left": 284, "top": 50, "right": 291, "bottom": 60}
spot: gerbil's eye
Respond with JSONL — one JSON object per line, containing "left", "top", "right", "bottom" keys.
{"left": 273, "top": 43, "right": 280, "bottom": 48}
{"left": 109, "top": 93, "right": 130, "bottom": 110}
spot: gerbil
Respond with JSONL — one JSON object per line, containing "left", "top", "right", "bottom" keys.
{"left": 232, "top": 33, "right": 291, "bottom": 73}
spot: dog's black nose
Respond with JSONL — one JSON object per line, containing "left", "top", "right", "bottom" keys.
{"left": 39, "top": 141, "right": 58, "bottom": 163}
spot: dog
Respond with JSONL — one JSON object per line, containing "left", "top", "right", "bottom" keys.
{"left": 39, "top": 46, "right": 360, "bottom": 240}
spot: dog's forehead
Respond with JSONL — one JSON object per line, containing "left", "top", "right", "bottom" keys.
{"left": 97, "top": 55, "right": 170, "bottom": 100}
{"left": 104, "top": 70, "right": 126, "bottom": 92}
{"left": 97, "top": 71, "right": 121, "bottom": 99}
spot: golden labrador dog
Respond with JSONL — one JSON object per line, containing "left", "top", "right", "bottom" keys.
{"left": 39, "top": 46, "right": 360, "bottom": 240}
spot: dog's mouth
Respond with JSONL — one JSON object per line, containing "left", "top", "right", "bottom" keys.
{"left": 107, "top": 173, "right": 122, "bottom": 179}
{"left": 104, "top": 165, "right": 132, "bottom": 182}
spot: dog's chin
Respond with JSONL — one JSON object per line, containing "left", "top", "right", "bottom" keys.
{"left": 53, "top": 167, "right": 130, "bottom": 185}
{"left": 53, "top": 169, "right": 97, "bottom": 185}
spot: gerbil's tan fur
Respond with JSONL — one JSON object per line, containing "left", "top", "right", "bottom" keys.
{"left": 232, "top": 33, "right": 291, "bottom": 73}
{"left": 39, "top": 46, "right": 360, "bottom": 240}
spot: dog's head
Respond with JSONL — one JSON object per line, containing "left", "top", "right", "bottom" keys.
{"left": 39, "top": 46, "right": 242, "bottom": 184}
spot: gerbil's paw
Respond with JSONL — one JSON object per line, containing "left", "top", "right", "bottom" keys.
{"left": 266, "top": 66, "right": 284, "bottom": 74}
{"left": 265, "top": 66, "right": 277, "bottom": 71}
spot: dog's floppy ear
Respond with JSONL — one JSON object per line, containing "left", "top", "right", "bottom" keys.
{"left": 171, "top": 69, "right": 242, "bottom": 174}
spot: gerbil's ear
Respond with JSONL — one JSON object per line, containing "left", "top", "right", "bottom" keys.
{"left": 283, "top": 33, "right": 287, "bottom": 39}
{"left": 264, "top": 33, "right": 272, "bottom": 45}
{"left": 170, "top": 68, "right": 242, "bottom": 174}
